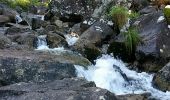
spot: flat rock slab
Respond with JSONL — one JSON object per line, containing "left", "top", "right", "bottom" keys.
{"left": 0, "top": 78, "right": 117, "bottom": 100}
{"left": 0, "top": 50, "right": 90, "bottom": 85}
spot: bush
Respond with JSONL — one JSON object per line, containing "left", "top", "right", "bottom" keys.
{"left": 122, "top": 27, "right": 140, "bottom": 54}
{"left": 109, "top": 6, "right": 128, "bottom": 29}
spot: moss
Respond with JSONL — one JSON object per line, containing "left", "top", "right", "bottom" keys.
{"left": 164, "top": 7, "right": 170, "bottom": 24}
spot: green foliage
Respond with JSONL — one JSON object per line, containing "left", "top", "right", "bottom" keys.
{"left": 109, "top": 6, "right": 128, "bottom": 29}
{"left": 109, "top": 6, "right": 140, "bottom": 29}
{"left": 164, "top": 7, "right": 170, "bottom": 24}
{"left": 122, "top": 27, "right": 141, "bottom": 54}
{"left": 0, "top": 0, "right": 51, "bottom": 10}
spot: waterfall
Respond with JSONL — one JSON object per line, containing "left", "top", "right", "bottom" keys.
{"left": 36, "top": 35, "right": 49, "bottom": 50}
{"left": 75, "top": 55, "right": 170, "bottom": 100}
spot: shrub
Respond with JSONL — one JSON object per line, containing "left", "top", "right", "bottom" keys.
{"left": 109, "top": 6, "right": 128, "bottom": 29}
{"left": 122, "top": 27, "right": 140, "bottom": 54}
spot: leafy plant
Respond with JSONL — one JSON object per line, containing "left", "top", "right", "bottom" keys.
{"left": 122, "top": 27, "right": 141, "bottom": 54}
{"left": 109, "top": 6, "right": 129, "bottom": 29}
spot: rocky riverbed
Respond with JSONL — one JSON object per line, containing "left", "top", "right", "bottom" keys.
{"left": 0, "top": 0, "right": 170, "bottom": 100}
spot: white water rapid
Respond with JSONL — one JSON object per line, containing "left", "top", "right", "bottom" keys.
{"left": 75, "top": 55, "right": 170, "bottom": 100}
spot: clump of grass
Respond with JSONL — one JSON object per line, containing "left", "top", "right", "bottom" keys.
{"left": 122, "top": 27, "right": 141, "bottom": 54}
{"left": 109, "top": 6, "right": 129, "bottom": 29}
{"left": 164, "top": 6, "right": 170, "bottom": 24}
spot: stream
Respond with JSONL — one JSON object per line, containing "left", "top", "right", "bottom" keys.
{"left": 37, "top": 35, "right": 170, "bottom": 100}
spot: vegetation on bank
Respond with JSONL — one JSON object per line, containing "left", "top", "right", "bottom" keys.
{"left": 0, "top": 0, "right": 51, "bottom": 10}
{"left": 123, "top": 27, "right": 140, "bottom": 54}
{"left": 109, "top": 5, "right": 141, "bottom": 54}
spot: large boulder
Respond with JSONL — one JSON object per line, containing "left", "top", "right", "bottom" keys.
{"left": 49, "top": 0, "right": 98, "bottom": 22}
{"left": 0, "top": 78, "right": 117, "bottom": 100}
{"left": 0, "top": 50, "right": 91, "bottom": 85}
{"left": 153, "top": 62, "right": 170, "bottom": 91}
{"left": 73, "top": 21, "right": 115, "bottom": 62}
{"left": 134, "top": 11, "right": 170, "bottom": 72}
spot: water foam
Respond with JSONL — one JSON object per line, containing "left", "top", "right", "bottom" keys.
{"left": 75, "top": 55, "right": 170, "bottom": 99}
{"left": 65, "top": 34, "right": 79, "bottom": 46}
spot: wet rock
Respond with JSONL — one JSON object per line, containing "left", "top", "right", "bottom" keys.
{"left": 46, "top": 32, "right": 68, "bottom": 48}
{"left": 0, "top": 78, "right": 117, "bottom": 100}
{"left": 134, "top": 11, "right": 170, "bottom": 72}
{"left": 153, "top": 62, "right": 170, "bottom": 91}
{"left": 73, "top": 21, "right": 115, "bottom": 61}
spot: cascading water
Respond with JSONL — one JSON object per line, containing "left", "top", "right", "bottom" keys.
{"left": 15, "top": 15, "right": 23, "bottom": 23}
{"left": 36, "top": 35, "right": 49, "bottom": 50}
{"left": 36, "top": 35, "right": 69, "bottom": 54}
{"left": 75, "top": 55, "right": 170, "bottom": 100}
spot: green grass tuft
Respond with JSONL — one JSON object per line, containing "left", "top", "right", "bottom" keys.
{"left": 122, "top": 27, "right": 141, "bottom": 54}
{"left": 109, "top": 6, "right": 129, "bottom": 29}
